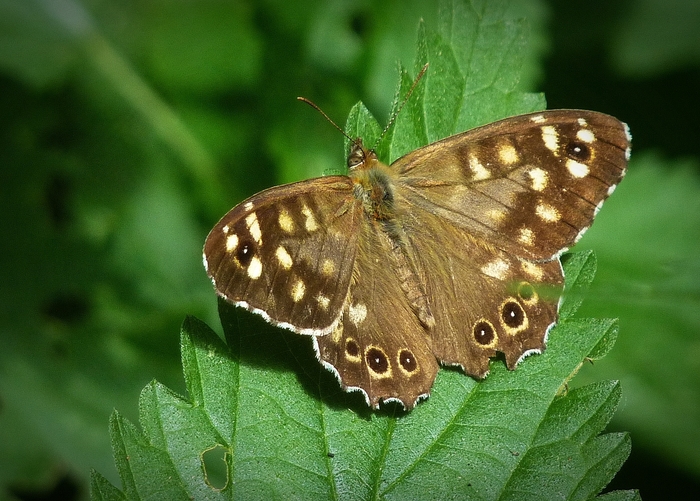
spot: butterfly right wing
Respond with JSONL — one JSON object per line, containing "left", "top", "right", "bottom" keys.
{"left": 392, "top": 110, "right": 630, "bottom": 261}
{"left": 203, "top": 176, "right": 361, "bottom": 335}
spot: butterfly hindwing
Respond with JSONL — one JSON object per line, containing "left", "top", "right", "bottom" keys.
{"left": 313, "top": 216, "right": 439, "bottom": 408}
{"left": 399, "top": 206, "right": 563, "bottom": 376}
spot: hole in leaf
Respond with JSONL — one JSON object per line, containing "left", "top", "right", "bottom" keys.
{"left": 201, "top": 444, "right": 230, "bottom": 491}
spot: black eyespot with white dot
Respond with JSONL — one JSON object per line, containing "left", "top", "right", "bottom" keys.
{"left": 473, "top": 320, "right": 495, "bottom": 346}
{"left": 235, "top": 239, "right": 255, "bottom": 266}
{"left": 366, "top": 347, "right": 389, "bottom": 374}
{"left": 398, "top": 349, "right": 417, "bottom": 373}
{"left": 502, "top": 300, "right": 526, "bottom": 328}
{"left": 565, "top": 140, "right": 591, "bottom": 162}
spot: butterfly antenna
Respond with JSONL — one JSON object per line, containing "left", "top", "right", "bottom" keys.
{"left": 297, "top": 97, "right": 356, "bottom": 144}
{"left": 372, "top": 62, "right": 429, "bottom": 150}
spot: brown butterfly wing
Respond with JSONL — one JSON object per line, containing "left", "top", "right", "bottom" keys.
{"left": 393, "top": 110, "right": 630, "bottom": 261}
{"left": 204, "top": 176, "right": 361, "bottom": 335}
{"left": 313, "top": 215, "right": 439, "bottom": 409}
{"left": 387, "top": 110, "right": 629, "bottom": 376}
{"left": 396, "top": 204, "right": 563, "bottom": 376}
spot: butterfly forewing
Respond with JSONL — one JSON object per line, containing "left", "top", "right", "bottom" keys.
{"left": 204, "top": 176, "right": 361, "bottom": 335}
{"left": 393, "top": 110, "right": 630, "bottom": 260}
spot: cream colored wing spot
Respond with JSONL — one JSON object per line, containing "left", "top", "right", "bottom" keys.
{"left": 275, "top": 246, "right": 293, "bottom": 270}
{"left": 520, "top": 260, "right": 544, "bottom": 281}
{"left": 321, "top": 259, "right": 336, "bottom": 276}
{"left": 225, "top": 234, "right": 239, "bottom": 252}
{"left": 578, "top": 118, "right": 588, "bottom": 126}
{"left": 348, "top": 303, "right": 367, "bottom": 325}
{"left": 222, "top": 224, "right": 230, "bottom": 234}
{"left": 541, "top": 125, "right": 559, "bottom": 155}
{"left": 518, "top": 227, "right": 535, "bottom": 246}
{"left": 530, "top": 114, "right": 546, "bottom": 124}
{"left": 487, "top": 209, "right": 506, "bottom": 224}
{"left": 469, "top": 154, "right": 491, "bottom": 180}
{"left": 291, "top": 279, "right": 306, "bottom": 302}
{"left": 535, "top": 202, "right": 560, "bottom": 222}
{"left": 566, "top": 159, "right": 589, "bottom": 178}
{"left": 481, "top": 258, "right": 510, "bottom": 281}
{"left": 247, "top": 256, "right": 263, "bottom": 279}
{"left": 277, "top": 208, "right": 295, "bottom": 233}
{"left": 576, "top": 128, "right": 596, "bottom": 143}
{"left": 301, "top": 204, "right": 319, "bottom": 232}
{"left": 528, "top": 167, "right": 549, "bottom": 191}
{"left": 316, "top": 294, "right": 330, "bottom": 310}
{"left": 245, "top": 212, "right": 262, "bottom": 245}
{"left": 244, "top": 201, "right": 254, "bottom": 211}
{"left": 499, "top": 143, "right": 519, "bottom": 165}
{"left": 331, "top": 322, "right": 344, "bottom": 344}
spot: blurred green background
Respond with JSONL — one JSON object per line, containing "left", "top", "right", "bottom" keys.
{"left": 0, "top": 0, "right": 698, "bottom": 499}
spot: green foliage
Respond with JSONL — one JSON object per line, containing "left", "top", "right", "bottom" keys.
{"left": 93, "top": 254, "right": 633, "bottom": 500}
{"left": 575, "top": 154, "right": 700, "bottom": 475}
{"left": 610, "top": 0, "right": 700, "bottom": 77}
{"left": 2, "top": 0, "right": 698, "bottom": 498}
{"left": 89, "top": 2, "right": 635, "bottom": 498}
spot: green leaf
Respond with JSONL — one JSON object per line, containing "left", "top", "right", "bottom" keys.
{"left": 94, "top": 255, "right": 632, "bottom": 500}
{"left": 345, "top": 0, "right": 545, "bottom": 166}
{"left": 92, "top": 1, "right": 637, "bottom": 499}
{"left": 90, "top": 470, "right": 126, "bottom": 501}
{"left": 574, "top": 153, "right": 700, "bottom": 477}
{"left": 559, "top": 251, "right": 599, "bottom": 321}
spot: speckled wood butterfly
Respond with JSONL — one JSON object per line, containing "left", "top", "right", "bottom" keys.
{"left": 203, "top": 101, "right": 630, "bottom": 410}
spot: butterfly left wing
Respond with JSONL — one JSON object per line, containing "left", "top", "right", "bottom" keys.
{"left": 204, "top": 176, "right": 361, "bottom": 335}
{"left": 392, "top": 110, "right": 631, "bottom": 261}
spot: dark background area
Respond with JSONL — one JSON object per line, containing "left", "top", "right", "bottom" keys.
{"left": 1, "top": 0, "right": 699, "bottom": 499}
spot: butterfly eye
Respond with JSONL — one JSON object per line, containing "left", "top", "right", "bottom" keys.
{"left": 347, "top": 147, "right": 366, "bottom": 169}
{"left": 398, "top": 349, "right": 418, "bottom": 373}
{"left": 517, "top": 282, "right": 535, "bottom": 301}
{"left": 366, "top": 347, "right": 389, "bottom": 374}
{"left": 345, "top": 339, "right": 360, "bottom": 359}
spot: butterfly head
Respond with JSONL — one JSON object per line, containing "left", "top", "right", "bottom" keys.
{"left": 347, "top": 139, "right": 379, "bottom": 173}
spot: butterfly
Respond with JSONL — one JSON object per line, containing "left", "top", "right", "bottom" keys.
{"left": 203, "top": 105, "right": 630, "bottom": 409}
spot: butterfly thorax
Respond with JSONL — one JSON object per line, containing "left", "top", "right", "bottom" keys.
{"left": 347, "top": 142, "right": 397, "bottom": 222}
{"left": 347, "top": 141, "right": 436, "bottom": 329}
